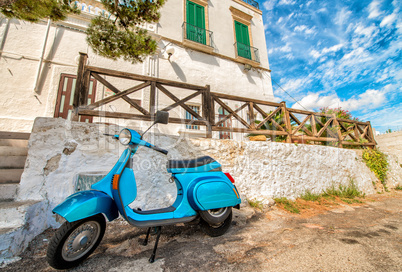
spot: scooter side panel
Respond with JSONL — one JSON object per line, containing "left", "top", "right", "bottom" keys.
{"left": 184, "top": 173, "right": 241, "bottom": 211}
{"left": 195, "top": 181, "right": 240, "bottom": 210}
{"left": 53, "top": 190, "right": 119, "bottom": 222}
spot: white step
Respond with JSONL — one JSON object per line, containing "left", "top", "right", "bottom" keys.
{"left": 0, "top": 169, "right": 24, "bottom": 183}
{"left": 0, "top": 156, "right": 26, "bottom": 169}
{"left": 0, "top": 200, "right": 45, "bottom": 262}
{"left": 0, "top": 201, "right": 39, "bottom": 229}
{"left": 0, "top": 184, "right": 18, "bottom": 201}
{"left": 0, "top": 131, "right": 30, "bottom": 140}
{"left": 0, "top": 147, "right": 28, "bottom": 156}
{"left": 0, "top": 139, "right": 28, "bottom": 148}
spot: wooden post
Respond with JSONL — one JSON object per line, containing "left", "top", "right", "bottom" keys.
{"left": 202, "top": 85, "right": 213, "bottom": 138}
{"left": 248, "top": 102, "right": 255, "bottom": 129}
{"left": 281, "top": 101, "right": 292, "bottom": 143}
{"left": 72, "top": 52, "right": 87, "bottom": 121}
{"left": 333, "top": 114, "right": 343, "bottom": 148}
{"left": 311, "top": 115, "right": 317, "bottom": 136}
{"left": 79, "top": 70, "right": 91, "bottom": 106}
{"left": 149, "top": 81, "right": 156, "bottom": 118}
{"left": 367, "top": 121, "right": 376, "bottom": 149}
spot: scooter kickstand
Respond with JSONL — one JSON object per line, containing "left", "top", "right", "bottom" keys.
{"left": 149, "top": 226, "right": 162, "bottom": 263}
{"left": 143, "top": 227, "right": 151, "bottom": 246}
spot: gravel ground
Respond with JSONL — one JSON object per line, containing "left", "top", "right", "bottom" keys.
{"left": 1, "top": 191, "right": 401, "bottom": 272}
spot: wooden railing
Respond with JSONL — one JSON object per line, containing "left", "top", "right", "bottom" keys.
{"left": 73, "top": 53, "right": 376, "bottom": 148}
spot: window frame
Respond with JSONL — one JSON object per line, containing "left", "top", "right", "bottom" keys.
{"left": 230, "top": 6, "right": 257, "bottom": 63}
{"left": 184, "top": 0, "right": 209, "bottom": 38}
{"left": 185, "top": 104, "right": 201, "bottom": 130}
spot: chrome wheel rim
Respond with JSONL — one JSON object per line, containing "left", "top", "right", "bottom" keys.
{"left": 62, "top": 221, "right": 101, "bottom": 262}
{"left": 207, "top": 207, "right": 228, "bottom": 218}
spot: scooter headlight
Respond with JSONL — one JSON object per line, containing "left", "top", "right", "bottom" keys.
{"left": 119, "top": 129, "right": 132, "bottom": 145}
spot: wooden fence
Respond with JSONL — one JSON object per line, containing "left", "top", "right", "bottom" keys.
{"left": 73, "top": 53, "right": 376, "bottom": 148}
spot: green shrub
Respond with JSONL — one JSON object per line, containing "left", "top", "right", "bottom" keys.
{"left": 395, "top": 184, "right": 402, "bottom": 191}
{"left": 362, "top": 149, "right": 388, "bottom": 184}
{"left": 274, "top": 197, "right": 300, "bottom": 213}
{"left": 322, "top": 180, "right": 364, "bottom": 199}
{"left": 300, "top": 190, "right": 321, "bottom": 201}
{"left": 247, "top": 199, "right": 263, "bottom": 210}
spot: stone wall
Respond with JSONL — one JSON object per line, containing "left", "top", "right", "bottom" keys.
{"left": 14, "top": 117, "right": 402, "bottom": 259}
{"left": 375, "top": 131, "right": 402, "bottom": 164}
{"left": 20, "top": 118, "right": 387, "bottom": 219}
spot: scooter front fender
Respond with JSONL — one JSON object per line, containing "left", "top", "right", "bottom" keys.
{"left": 53, "top": 190, "right": 119, "bottom": 223}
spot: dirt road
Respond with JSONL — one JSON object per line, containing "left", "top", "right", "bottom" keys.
{"left": 2, "top": 192, "right": 401, "bottom": 272}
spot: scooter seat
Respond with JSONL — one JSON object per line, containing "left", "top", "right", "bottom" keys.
{"left": 167, "top": 156, "right": 221, "bottom": 173}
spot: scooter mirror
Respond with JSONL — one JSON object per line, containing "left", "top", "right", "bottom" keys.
{"left": 155, "top": 111, "right": 169, "bottom": 124}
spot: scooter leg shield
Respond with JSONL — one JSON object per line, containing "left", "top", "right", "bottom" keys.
{"left": 52, "top": 190, "right": 119, "bottom": 223}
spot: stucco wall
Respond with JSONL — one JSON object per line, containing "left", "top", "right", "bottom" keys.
{"left": 19, "top": 118, "right": 386, "bottom": 222}
{"left": 6, "top": 117, "right": 401, "bottom": 261}
{"left": 0, "top": 0, "right": 273, "bottom": 133}
{"left": 375, "top": 131, "right": 402, "bottom": 164}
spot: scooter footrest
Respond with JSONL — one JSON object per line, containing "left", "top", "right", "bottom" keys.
{"left": 133, "top": 206, "right": 176, "bottom": 214}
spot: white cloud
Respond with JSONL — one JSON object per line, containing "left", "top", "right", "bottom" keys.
{"left": 279, "top": 43, "right": 292, "bottom": 52}
{"left": 335, "top": 8, "right": 352, "bottom": 26}
{"left": 278, "top": 0, "right": 296, "bottom": 5}
{"left": 309, "top": 49, "right": 321, "bottom": 59}
{"left": 380, "top": 13, "right": 397, "bottom": 27}
{"left": 263, "top": 0, "right": 276, "bottom": 10}
{"left": 280, "top": 77, "right": 313, "bottom": 95}
{"left": 309, "top": 44, "right": 344, "bottom": 59}
{"left": 368, "top": 0, "right": 383, "bottom": 19}
{"left": 354, "top": 24, "right": 378, "bottom": 37}
{"left": 294, "top": 25, "right": 317, "bottom": 35}
{"left": 292, "top": 89, "right": 387, "bottom": 112}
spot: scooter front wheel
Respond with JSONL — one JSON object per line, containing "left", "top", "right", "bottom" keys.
{"left": 200, "top": 210, "right": 232, "bottom": 237}
{"left": 47, "top": 214, "right": 106, "bottom": 270}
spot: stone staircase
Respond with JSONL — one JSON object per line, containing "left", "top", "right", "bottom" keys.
{"left": 0, "top": 131, "right": 44, "bottom": 264}
{"left": 0, "top": 131, "right": 29, "bottom": 201}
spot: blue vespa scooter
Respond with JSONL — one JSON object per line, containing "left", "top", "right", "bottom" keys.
{"left": 47, "top": 111, "right": 241, "bottom": 269}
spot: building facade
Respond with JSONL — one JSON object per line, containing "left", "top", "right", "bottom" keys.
{"left": 0, "top": 0, "right": 274, "bottom": 139}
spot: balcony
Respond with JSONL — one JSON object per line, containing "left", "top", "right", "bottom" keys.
{"left": 182, "top": 22, "right": 214, "bottom": 49}
{"left": 234, "top": 42, "right": 260, "bottom": 63}
{"left": 241, "top": 0, "right": 260, "bottom": 9}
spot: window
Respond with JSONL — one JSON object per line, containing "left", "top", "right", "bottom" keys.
{"left": 186, "top": 0, "right": 206, "bottom": 45}
{"left": 186, "top": 105, "right": 200, "bottom": 130}
{"left": 234, "top": 20, "right": 251, "bottom": 60}
{"left": 218, "top": 107, "right": 232, "bottom": 139}
{"left": 230, "top": 6, "right": 260, "bottom": 63}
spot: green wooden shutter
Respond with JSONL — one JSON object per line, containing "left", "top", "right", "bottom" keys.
{"left": 235, "top": 21, "right": 251, "bottom": 59}
{"left": 186, "top": 0, "right": 206, "bottom": 45}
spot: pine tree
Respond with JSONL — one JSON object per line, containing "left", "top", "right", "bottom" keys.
{"left": 0, "top": 0, "right": 166, "bottom": 63}
{"left": 86, "top": 0, "right": 166, "bottom": 63}
{"left": 0, "top": 0, "right": 79, "bottom": 22}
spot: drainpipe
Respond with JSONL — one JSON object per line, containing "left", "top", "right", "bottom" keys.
{"left": 34, "top": 19, "right": 51, "bottom": 93}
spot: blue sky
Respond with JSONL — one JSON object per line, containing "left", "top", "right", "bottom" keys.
{"left": 261, "top": 0, "right": 401, "bottom": 133}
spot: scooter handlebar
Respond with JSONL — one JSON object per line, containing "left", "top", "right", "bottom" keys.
{"left": 149, "top": 145, "right": 169, "bottom": 155}
{"left": 103, "top": 133, "right": 118, "bottom": 139}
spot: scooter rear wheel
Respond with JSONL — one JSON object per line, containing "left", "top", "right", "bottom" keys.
{"left": 200, "top": 210, "right": 232, "bottom": 237}
{"left": 199, "top": 207, "right": 232, "bottom": 225}
{"left": 47, "top": 214, "right": 106, "bottom": 270}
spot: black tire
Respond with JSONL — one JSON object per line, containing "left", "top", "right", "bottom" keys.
{"left": 199, "top": 207, "right": 232, "bottom": 225}
{"left": 200, "top": 210, "right": 232, "bottom": 237}
{"left": 47, "top": 214, "right": 106, "bottom": 270}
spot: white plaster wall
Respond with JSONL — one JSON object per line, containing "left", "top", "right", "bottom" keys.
{"left": 159, "top": 0, "right": 269, "bottom": 68}
{"left": 375, "top": 131, "right": 402, "bottom": 164}
{"left": 19, "top": 118, "right": 382, "bottom": 225}
{"left": 0, "top": 6, "right": 274, "bottom": 133}
{"left": 9, "top": 117, "right": 401, "bottom": 261}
